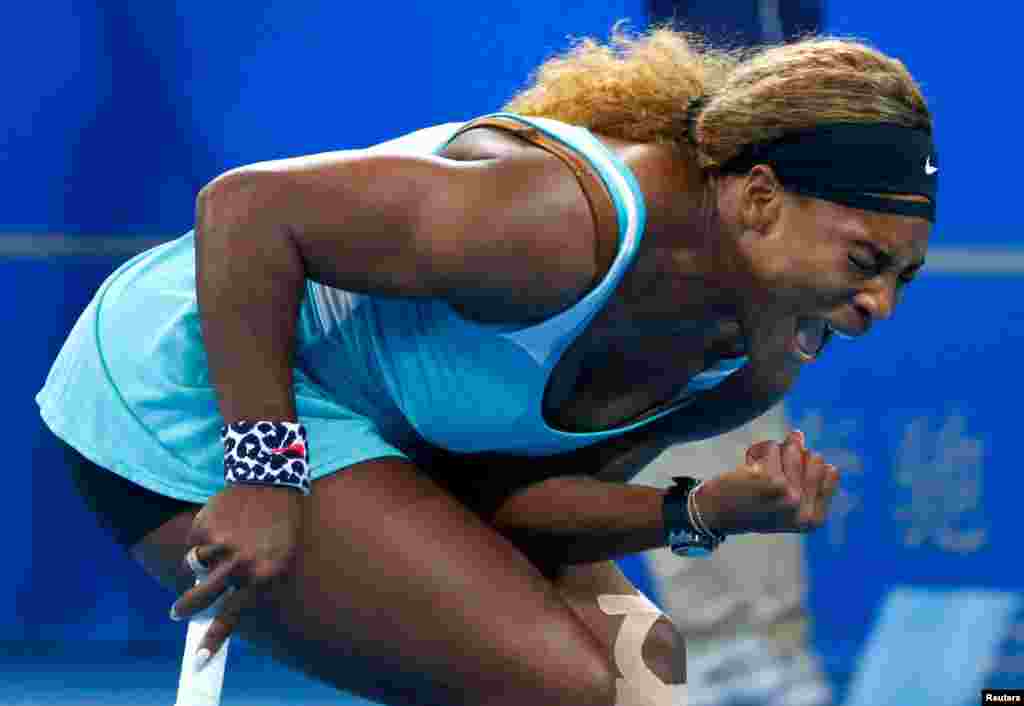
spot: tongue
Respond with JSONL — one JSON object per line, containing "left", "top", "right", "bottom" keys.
{"left": 794, "top": 318, "right": 827, "bottom": 359}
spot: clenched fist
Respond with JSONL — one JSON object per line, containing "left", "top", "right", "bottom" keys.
{"left": 700, "top": 430, "right": 841, "bottom": 535}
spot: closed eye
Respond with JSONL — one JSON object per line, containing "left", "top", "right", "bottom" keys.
{"left": 848, "top": 254, "right": 881, "bottom": 277}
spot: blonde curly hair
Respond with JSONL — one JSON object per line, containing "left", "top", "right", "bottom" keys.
{"left": 504, "top": 24, "right": 932, "bottom": 170}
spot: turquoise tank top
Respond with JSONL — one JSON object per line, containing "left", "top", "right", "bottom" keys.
{"left": 305, "top": 113, "right": 746, "bottom": 455}
{"left": 36, "top": 113, "right": 747, "bottom": 501}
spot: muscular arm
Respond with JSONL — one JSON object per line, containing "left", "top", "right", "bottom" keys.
{"left": 195, "top": 147, "right": 596, "bottom": 424}
{"left": 485, "top": 359, "right": 797, "bottom": 568}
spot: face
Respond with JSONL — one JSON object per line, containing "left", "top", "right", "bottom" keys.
{"left": 718, "top": 166, "right": 931, "bottom": 364}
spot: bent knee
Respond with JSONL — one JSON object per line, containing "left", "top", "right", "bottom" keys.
{"left": 643, "top": 616, "right": 687, "bottom": 685}
{"left": 479, "top": 625, "right": 618, "bottom": 706}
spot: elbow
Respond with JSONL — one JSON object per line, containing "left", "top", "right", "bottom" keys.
{"left": 193, "top": 168, "right": 304, "bottom": 287}
{"left": 195, "top": 168, "right": 269, "bottom": 236}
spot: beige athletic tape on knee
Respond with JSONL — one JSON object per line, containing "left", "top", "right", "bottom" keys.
{"left": 598, "top": 594, "right": 687, "bottom": 706}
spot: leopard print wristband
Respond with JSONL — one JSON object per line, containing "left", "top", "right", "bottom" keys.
{"left": 221, "top": 421, "right": 311, "bottom": 495}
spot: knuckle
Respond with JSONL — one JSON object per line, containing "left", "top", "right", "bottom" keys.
{"left": 249, "top": 557, "right": 290, "bottom": 584}
{"left": 749, "top": 440, "right": 776, "bottom": 456}
{"left": 204, "top": 533, "right": 233, "bottom": 550}
{"left": 186, "top": 527, "right": 211, "bottom": 548}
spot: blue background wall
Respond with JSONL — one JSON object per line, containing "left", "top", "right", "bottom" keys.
{"left": 7, "top": 1, "right": 1022, "bottom": 704}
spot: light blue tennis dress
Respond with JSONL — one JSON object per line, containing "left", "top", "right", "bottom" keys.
{"left": 36, "top": 113, "right": 747, "bottom": 504}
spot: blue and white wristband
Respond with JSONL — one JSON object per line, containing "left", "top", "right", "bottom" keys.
{"left": 221, "top": 421, "right": 311, "bottom": 496}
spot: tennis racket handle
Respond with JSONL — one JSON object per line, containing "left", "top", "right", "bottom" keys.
{"left": 174, "top": 586, "right": 233, "bottom": 706}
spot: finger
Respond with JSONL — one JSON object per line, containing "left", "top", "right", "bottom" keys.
{"left": 779, "top": 434, "right": 804, "bottom": 502}
{"left": 196, "top": 585, "right": 248, "bottom": 662}
{"left": 185, "top": 546, "right": 208, "bottom": 575}
{"left": 184, "top": 544, "right": 231, "bottom": 575}
{"left": 801, "top": 453, "right": 826, "bottom": 528}
{"left": 745, "top": 440, "right": 778, "bottom": 466}
{"left": 179, "top": 545, "right": 232, "bottom": 587}
{"left": 171, "top": 559, "right": 239, "bottom": 621}
{"left": 816, "top": 464, "right": 841, "bottom": 523}
{"left": 792, "top": 429, "right": 806, "bottom": 450}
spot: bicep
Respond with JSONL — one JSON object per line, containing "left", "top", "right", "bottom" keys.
{"left": 206, "top": 149, "right": 596, "bottom": 314}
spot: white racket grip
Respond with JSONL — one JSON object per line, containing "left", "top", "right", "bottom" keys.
{"left": 174, "top": 578, "right": 234, "bottom": 706}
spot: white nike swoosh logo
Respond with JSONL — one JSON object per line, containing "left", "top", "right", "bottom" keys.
{"left": 925, "top": 156, "right": 938, "bottom": 175}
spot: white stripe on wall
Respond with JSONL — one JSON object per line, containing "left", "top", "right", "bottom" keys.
{"left": 919, "top": 248, "right": 1024, "bottom": 275}
{"left": 0, "top": 234, "right": 170, "bottom": 259}
{"left": 1, "top": 233, "right": 1023, "bottom": 275}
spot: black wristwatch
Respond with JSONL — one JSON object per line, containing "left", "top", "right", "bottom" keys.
{"left": 663, "top": 476, "right": 724, "bottom": 557}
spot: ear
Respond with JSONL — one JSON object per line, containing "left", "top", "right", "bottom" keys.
{"left": 739, "top": 164, "right": 784, "bottom": 235}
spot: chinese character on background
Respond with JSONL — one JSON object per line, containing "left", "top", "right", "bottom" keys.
{"left": 892, "top": 411, "right": 987, "bottom": 554}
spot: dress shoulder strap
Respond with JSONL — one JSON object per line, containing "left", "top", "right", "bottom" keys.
{"left": 443, "top": 114, "right": 620, "bottom": 281}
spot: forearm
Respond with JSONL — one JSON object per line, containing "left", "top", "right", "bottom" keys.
{"left": 492, "top": 474, "right": 727, "bottom": 567}
{"left": 484, "top": 389, "right": 786, "bottom": 566}
{"left": 195, "top": 173, "right": 304, "bottom": 422}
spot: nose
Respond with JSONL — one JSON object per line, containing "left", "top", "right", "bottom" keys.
{"left": 853, "top": 281, "right": 897, "bottom": 322}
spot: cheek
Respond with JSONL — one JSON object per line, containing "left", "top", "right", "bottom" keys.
{"left": 791, "top": 234, "right": 846, "bottom": 284}
{"left": 781, "top": 247, "right": 836, "bottom": 291}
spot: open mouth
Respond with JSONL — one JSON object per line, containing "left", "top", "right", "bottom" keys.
{"left": 793, "top": 317, "right": 833, "bottom": 362}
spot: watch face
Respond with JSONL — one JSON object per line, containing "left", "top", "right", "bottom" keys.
{"left": 668, "top": 528, "right": 714, "bottom": 556}
{"left": 667, "top": 477, "right": 718, "bottom": 556}
{"left": 667, "top": 528, "right": 696, "bottom": 547}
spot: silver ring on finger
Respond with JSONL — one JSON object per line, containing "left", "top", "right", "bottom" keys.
{"left": 185, "top": 546, "right": 209, "bottom": 577}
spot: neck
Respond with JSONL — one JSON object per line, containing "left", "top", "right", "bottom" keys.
{"left": 591, "top": 142, "right": 739, "bottom": 340}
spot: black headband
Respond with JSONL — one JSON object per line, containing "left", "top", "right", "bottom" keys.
{"left": 717, "top": 122, "right": 938, "bottom": 223}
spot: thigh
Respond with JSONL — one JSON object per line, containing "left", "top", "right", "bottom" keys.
{"left": 552, "top": 561, "right": 687, "bottom": 690}
{"left": 417, "top": 448, "right": 686, "bottom": 693}
{"left": 132, "top": 458, "right": 617, "bottom": 706}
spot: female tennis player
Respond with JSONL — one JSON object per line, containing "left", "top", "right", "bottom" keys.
{"left": 38, "top": 27, "right": 934, "bottom": 706}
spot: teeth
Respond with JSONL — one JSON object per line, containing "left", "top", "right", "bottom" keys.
{"left": 795, "top": 317, "right": 827, "bottom": 358}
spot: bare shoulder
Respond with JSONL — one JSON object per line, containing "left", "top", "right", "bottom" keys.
{"left": 426, "top": 126, "right": 602, "bottom": 323}
{"left": 434, "top": 127, "right": 697, "bottom": 323}
{"left": 601, "top": 137, "right": 705, "bottom": 216}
